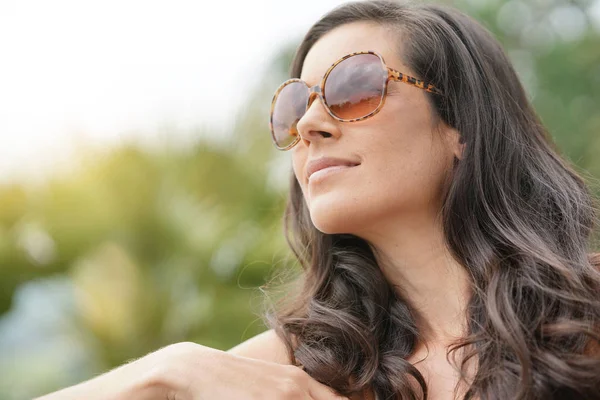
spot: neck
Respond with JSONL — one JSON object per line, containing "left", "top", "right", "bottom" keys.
{"left": 362, "top": 210, "right": 472, "bottom": 345}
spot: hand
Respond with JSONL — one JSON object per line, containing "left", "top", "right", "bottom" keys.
{"left": 147, "top": 342, "right": 351, "bottom": 400}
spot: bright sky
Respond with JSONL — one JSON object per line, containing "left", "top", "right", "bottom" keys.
{"left": 0, "top": 0, "right": 348, "bottom": 183}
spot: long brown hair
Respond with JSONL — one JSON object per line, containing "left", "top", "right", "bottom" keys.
{"left": 261, "top": 1, "right": 600, "bottom": 399}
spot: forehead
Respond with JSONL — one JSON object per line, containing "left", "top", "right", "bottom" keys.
{"left": 300, "top": 22, "right": 411, "bottom": 85}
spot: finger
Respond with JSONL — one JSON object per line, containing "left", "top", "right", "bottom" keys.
{"left": 307, "top": 378, "right": 350, "bottom": 400}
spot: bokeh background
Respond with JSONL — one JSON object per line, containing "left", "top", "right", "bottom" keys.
{"left": 1, "top": 0, "right": 599, "bottom": 398}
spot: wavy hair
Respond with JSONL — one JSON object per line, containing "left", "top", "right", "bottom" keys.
{"left": 261, "top": 1, "right": 600, "bottom": 399}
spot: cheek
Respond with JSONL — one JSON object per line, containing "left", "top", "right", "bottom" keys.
{"left": 367, "top": 142, "right": 451, "bottom": 210}
{"left": 356, "top": 130, "right": 449, "bottom": 205}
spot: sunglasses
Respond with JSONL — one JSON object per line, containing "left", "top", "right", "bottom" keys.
{"left": 269, "top": 51, "right": 444, "bottom": 151}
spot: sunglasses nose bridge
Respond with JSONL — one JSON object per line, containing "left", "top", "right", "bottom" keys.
{"left": 306, "top": 85, "right": 323, "bottom": 109}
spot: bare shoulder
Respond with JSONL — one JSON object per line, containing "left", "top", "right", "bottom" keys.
{"left": 226, "top": 329, "right": 296, "bottom": 365}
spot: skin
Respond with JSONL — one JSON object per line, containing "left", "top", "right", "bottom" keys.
{"left": 291, "top": 22, "right": 474, "bottom": 398}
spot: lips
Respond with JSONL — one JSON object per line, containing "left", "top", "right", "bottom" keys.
{"left": 306, "top": 156, "right": 361, "bottom": 180}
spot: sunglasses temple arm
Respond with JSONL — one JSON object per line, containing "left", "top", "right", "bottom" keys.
{"left": 388, "top": 68, "right": 443, "bottom": 95}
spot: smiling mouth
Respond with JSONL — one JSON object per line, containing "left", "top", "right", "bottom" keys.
{"left": 308, "top": 164, "right": 359, "bottom": 183}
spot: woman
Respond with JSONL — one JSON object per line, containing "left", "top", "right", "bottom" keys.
{"left": 37, "top": 1, "right": 600, "bottom": 399}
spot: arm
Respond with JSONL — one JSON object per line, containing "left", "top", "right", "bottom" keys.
{"left": 34, "top": 354, "right": 167, "bottom": 400}
{"left": 35, "top": 330, "right": 304, "bottom": 400}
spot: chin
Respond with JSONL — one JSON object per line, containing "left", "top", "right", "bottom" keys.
{"left": 308, "top": 202, "right": 362, "bottom": 235}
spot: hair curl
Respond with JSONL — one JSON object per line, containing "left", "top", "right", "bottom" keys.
{"left": 261, "top": 1, "right": 600, "bottom": 399}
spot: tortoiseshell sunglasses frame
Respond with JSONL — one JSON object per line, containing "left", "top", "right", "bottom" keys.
{"left": 269, "top": 50, "right": 444, "bottom": 151}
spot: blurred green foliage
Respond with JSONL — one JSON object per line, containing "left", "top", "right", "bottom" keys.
{"left": 0, "top": 0, "right": 599, "bottom": 398}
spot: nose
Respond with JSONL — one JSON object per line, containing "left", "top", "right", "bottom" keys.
{"left": 296, "top": 88, "right": 339, "bottom": 147}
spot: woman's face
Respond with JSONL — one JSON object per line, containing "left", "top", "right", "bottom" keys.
{"left": 292, "top": 22, "right": 462, "bottom": 239}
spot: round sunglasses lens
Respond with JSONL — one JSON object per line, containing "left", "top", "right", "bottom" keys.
{"left": 324, "top": 54, "right": 386, "bottom": 120}
{"left": 271, "top": 81, "right": 308, "bottom": 149}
